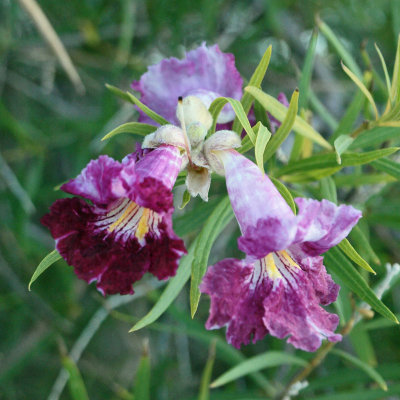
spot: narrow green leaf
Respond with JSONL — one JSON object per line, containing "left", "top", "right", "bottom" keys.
{"left": 134, "top": 344, "right": 151, "bottom": 400}
{"left": 375, "top": 43, "right": 392, "bottom": 99}
{"left": 334, "top": 135, "right": 354, "bottom": 164}
{"left": 320, "top": 176, "right": 337, "bottom": 204}
{"left": 334, "top": 173, "right": 396, "bottom": 187}
{"left": 255, "top": 123, "right": 271, "bottom": 173}
{"left": 232, "top": 45, "right": 272, "bottom": 133}
{"left": 245, "top": 86, "right": 331, "bottom": 149}
{"left": 179, "top": 189, "right": 191, "bottom": 209}
{"left": 208, "top": 97, "right": 255, "bottom": 142}
{"left": 371, "top": 158, "right": 400, "bottom": 180}
{"left": 211, "top": 352, "right": 306, "bottom": 388}
{"left": 101, "top": 122, "right": 157, "bottom": 141}
{"left": 331, "top": 89, "right": 365, "bottom": 142}
{"left": 276, "top": 147, "right": 399, "bottom": 177}
{"left": 270, "top": 177, "right": 296, "bottom": 214}
{"left": 281, "top": 167, "right": 341, "bottom": 183}
{"left": 238, "top": 135, "right": 254, "bottom": 154}
{"left": 129, "top": 239, "right": 197, "bottom": 332}
{"left": 198, "top": 341, "right": 216, "bottom": 400}
{"left": 29, "top": 250, "right": 61, "bottom": 290}
{"left": 331, "top": 349, "right": 387, "bottom": 391}
{"left": 190, "top": 196, "right": 234, "bottom": 317}
{"left": 349, "top": 325, "right": 377, "bottom": 366}
{"left": 350, "top": 126, "right": 400, "bottom": 150}
{"left": 62, "top": 356, "right": 90, "bottom": 400}
{"left": 325, "top": 247, "right": 398, "bottom": 323}
{"left": 318, "top": 19, "right": 363, "bottom": 78}
{"left": 389, "top": 34, "right": 400, "bottom": 104}
{"left": 298, "top": 28, "right": 318, "bottom": 109}
{"left": 338, "top": 239, "right": 376, "bottom": 274}
{"left": 263, "top": 89, "right": 299, "bottom": 162}
{"left": 105, "top": 84, "right": 169, "bottom": 125}
{"left": 349, "top": 225, "right": 380, "bottom": 265}
{"left": 341, "top": 63, "right": 379, "bottom": 120}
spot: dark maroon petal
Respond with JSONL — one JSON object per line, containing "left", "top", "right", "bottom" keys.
{"left": 294, "top": 198, "right": 362, "bottom": 256}
{"left": 61, "top": 156, "right": 123, "bottom": 205}
{"left": 146, "top": 215, "right": 187, "bottom": 280}
{"left": 41, "top": 197, "right": 186, "bottom": 295}
{"left": 200, "top": 259, "right": 269, "bottom": 348}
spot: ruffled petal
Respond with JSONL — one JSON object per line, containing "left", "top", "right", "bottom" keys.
{"left": 200, "top": 259, "right": 268, "bottom": 348}
{"left": 41, "top": 197, "right": 186, "bottom": 295}
{"left": 221, "top": 150, "right": 297, "bottom": 257}
{"left": 294, "top": 198, "right": 362, "bottom": 256}
{"left": 132, "top": 43, "right": 243, "bottom": 125}
{"left": 201, "top": 250, "right": 341, "bottom": 351}
{"left": 61, "top": 155, "right": 123, "bottom": 205}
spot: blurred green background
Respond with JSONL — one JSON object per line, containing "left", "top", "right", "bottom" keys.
{"left": 1, "top": 0, "right": 400, "bottom": 399}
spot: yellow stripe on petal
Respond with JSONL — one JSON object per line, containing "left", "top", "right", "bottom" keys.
{"left": 279, "top": 250, "right": 300, "bottom": 269}
{"left": 265, "top": 253, "right": 282, "bottom": 279}
{"left": 108, "top": 202, "right": 138, "bottom": 233}
{"left": 135, "top": 208, "right": 150, "bottom": 242}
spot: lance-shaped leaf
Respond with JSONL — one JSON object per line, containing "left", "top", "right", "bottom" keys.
{"left": 101, "top": 122, "right": 156, "bottom": 141}
{"left": 232, "top": 45, "right": 272, "bottom": 133}
{"left": 350, "top": 126, "right": 400, "bottom": 150}
{"left": 263, "top": 89, "right": 299, "bottom": 162}
{"left": 198, "top": 341, "right": 216, "bottom": 400}
{"left": 325, "top": 247, "right": 398, "bottom": 323}
{"left": 349, "top": 225, "right": 380, "bottom": 265}
{"left": 338, "top": 239, "right": 376, "bottom": 274}
{"left": 190, "top": 196, "right": 234, "bottom": 317}
{"left": 105, "top": 84, "right": 169, "bottom": 125}
{"left": 29, "top": 249, "right": 61, "bottom": 290}
{"left": 334, "top": 135, "right": 355, "bottom": 164}
{"left": 331, "top": 349, "right": 387, "bottom": 391}
{"left": 208, "top": 97, "right": 255, "bottom": 142}
{"left": 211, "top": 352, "right": 306, "bottom": 388}
{"left": 245, "top": 86, "right": 331, "bottom": 149}
{"left": 371, "top": 158, "right": 400, "bottom": 180}
{"left": 133, "top": 343, "right": 151, "bottom": 400}
{"left": 341, "top": 63, "right": 379, "bottom": 120}
{"left": 254, "top": 123, "right": 271, "bottom": 173}
{"left": 62, "top": 356, "right": 90, "bottom": 400}
{"left": 276, "top": 147, "right": 399, "bottom": 177}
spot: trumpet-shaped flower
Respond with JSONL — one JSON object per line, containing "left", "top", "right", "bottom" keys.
{"left": 42, "top": 145, "right": 186, "bottom": 295}
{"left": 132, "top": 43, "right": 243, "bottom": 125}
{"left": 201, "top": 148, "right": 361, "bottom": 351}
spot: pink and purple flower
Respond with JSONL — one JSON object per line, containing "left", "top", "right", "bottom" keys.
{"left": 132, "top": 43, "right": 243, "bottom": 125}
{"left": 42, "top": 145, "right": 186, "bottom": 295}
{"left": 201, "top": 149, "right": 361, "bottom": 351}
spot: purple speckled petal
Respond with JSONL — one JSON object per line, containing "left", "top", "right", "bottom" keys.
{"left": 201, "top": 251, "right": 341, "bottom": 351}
{"left": 294, "top": 197, "right": 362, "bottom": 256}
{"left": 132, "top": 43, "right": 243, "bottom": 125}
{"left": 41, "top": 197, "right": 186, "bottom": 295}
{"left": 221, "top": 150, "right": 297, "bottom": 258}
{"left": 61, "top": 155, "right": 123, "bottom": 205}
{"left": 200, "top": 259, "right": 268, "bottom": 348}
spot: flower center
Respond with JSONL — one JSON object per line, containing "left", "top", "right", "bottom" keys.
{"left": 95, "top": 198, "right": 161, "bottom": 245}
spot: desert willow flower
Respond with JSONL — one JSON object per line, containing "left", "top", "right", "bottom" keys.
{"left": 201, "top": 132, "right": 362, "bottom": 351}
{"left": 42, "top": 145, "right": 186, "bottom": 295}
